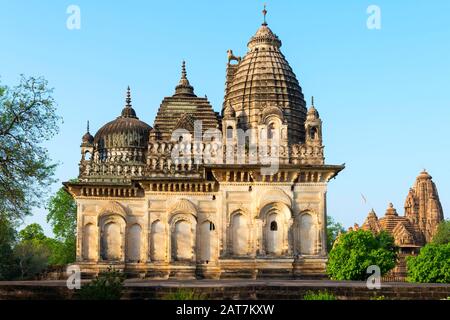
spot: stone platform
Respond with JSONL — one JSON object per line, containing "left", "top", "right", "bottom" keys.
{"left": 0, "top": 279, "right": 449, "bottom": 300}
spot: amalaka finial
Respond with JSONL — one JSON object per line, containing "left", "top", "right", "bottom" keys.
{"left": 126, "top": 86, "right": 132, "bottom": 107}
{"left": 262, "top": 3, "right": 268, "bottom": 26}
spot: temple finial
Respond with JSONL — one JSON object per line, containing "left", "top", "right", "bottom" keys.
{"left": 181, "top": 61, "right": 187, "bottom": 80}
{"left": 86, "top": 120, "right": 90, "bottom": 133}
{"left": 311, "top": 96, "right": 314, "bottom": 106}
{"left": 262, "top": 3, "right": 268, "bottom": 26}
{"left": 126, "top": 86, "right": 132, "bottom": 107}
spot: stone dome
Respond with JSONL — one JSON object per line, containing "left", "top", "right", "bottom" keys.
{"left": 224, "top": 22, "right": 307, "bottom": 143}
{"left": 307, "top": 105, "right": 320, "bottom": 120}
{"left": 94, "top": 88, "right": 152, "bottom": 150}
{"left": 82, "top": 121, "right": 94, "bottom": 145}
{"left": 417, "top": 170, "right": 432, "bottom": 180}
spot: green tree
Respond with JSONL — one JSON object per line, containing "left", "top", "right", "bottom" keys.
{"left": 327, "top": 230, "right": 397, "bottom": 281}
{"left": 0, "top": 216, "right": 18, "bottom": 280}
{"left": 0, "top": 75, "right": 60, "bottom": 221}
{"left": 13, "top": 239, "right": 50, "bottom": 279}
{"left": 19, "top": 223, "right": 46, "bottom": 241}
{"left": 406, "top": 243, "right": 450, "bottom": 283}
{"left": 17, "top": 223, "right": 73, "bottom": 268}
{"left": 326, "top": 216, "right": 345, "bottom": 251}
{"left": 432, "top": 220, "right": 450, "bottom": 245}
{"left": 46, "top": 185, "right": 77, "bottom": 264}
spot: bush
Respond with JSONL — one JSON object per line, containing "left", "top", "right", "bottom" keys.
{"left": 327, "top": 230, "right": 397, "bottom": 281}
{"left": 406, "top": 243, "right": 450, "bottom": 283}
{"left": 78, "top": 268, "right": 125, "bottom": 300}
{"left": 432, "top": 220, "right": 450, "bottom": 245}
{"left": 163, "top": 288, "right": 206, "bottom": 300}
{"left": 303, "top": 290, "right": 336, "bottom": 300}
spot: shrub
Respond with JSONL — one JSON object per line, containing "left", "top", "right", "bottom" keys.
{"left": 327, "top": 230, "right": 397, "bottom": 281}
{"left": 78, "top": 268, "right": 125, "bottom": 300}
{"left": 432, "top": 220, "right": 450, "bottom": 245}
{"left": 163, "top": 288, "right": 206, "bottom": 300}
{"left": 303, "top": 290, "right": 336, "bottom": 300}
{"left": 406, "top": 243, "right": 450, "bottom": 283}
{"left": 370, "top": 295, "right": 387, "bottom": 300}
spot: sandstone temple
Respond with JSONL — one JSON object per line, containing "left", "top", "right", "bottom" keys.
{"left": 65, "top": 12, "right": 345, "bottom": 279}
{"left": 356, "top": 170, "right": 445, "bottom": 278}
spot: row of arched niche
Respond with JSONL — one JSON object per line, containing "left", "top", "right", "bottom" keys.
{"left": 81, "top": 201, "right": 319, "bottom": 263}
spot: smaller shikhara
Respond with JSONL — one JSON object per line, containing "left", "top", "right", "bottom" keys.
{"left": 65, "top": 14, "right": 345, "bottom": 279}
{"left": 354, "top": 170, "right": 445, "bottom": 279}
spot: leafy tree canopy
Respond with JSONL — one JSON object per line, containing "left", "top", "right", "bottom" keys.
{"left": 326, "top": 216, "right": 345, "bottom": 251}
{"left": 432, "top": 220, "right": 450, "bottom": 245}
{"left": 327, "top": 230, "right": 397, "bottom": 281}
{"left": 0, "top": 216, "right": 18, "bottom": 280}
{"left": 0, "top": 75, "right": 60, "bottom": 221}
{"left": 19, "top": 223, "right": 47, "bottom": 242}
{"left": 407, "top": 243, "right": 450, "bottom": 283}
{"left": 47, "top": 185, "right": 77, "bottom": 242}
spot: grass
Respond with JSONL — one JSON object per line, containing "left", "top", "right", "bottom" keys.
{"left": 303, "top": 290, "right": 336, "bottom": 300}
{"left": 163, "top": 288, "right": 206, "bottom": 300}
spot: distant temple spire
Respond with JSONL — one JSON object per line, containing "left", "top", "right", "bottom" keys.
{"left": 262, "top": 3, "right": 268, "bottom": 26}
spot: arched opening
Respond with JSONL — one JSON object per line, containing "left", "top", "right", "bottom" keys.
{"left": 310, "top": 127, "right": 318, "bottom": 140}
{"left": 270, "top": 221, "right": 278, "bottom": 231}
{"left": 267, "top": 123, "right": 275, "bottom": 140}
{"left": 102, "top": 222, "right": 122, "bottom": 261}
{"left": 171, "top": 220, "right": 193, "bottom": 261}
{"left": 266, "top": 212, "right": 282, "bottom": 255}
{"left": 200, "top": 221, "right": 215, "bottom": 262}
{"left": 84, "top": 151, "right": 91, "bottom": 161}
{"left": 226, "top": 126, "right": 233, "bottom": 139}
{"left": 151, "top": 220, "right": 165, "bottom": 261}
{"left": 127, "top": 224, "right": 141, "bottom": 262}
{"left": 231, "top": 213, "right": 248, "bottom": 256}
{"left": 83, "top": 223, "right": 95, "bottom": 261}
{"left": 298, "top": 213, "right": 316, "bottom": 255}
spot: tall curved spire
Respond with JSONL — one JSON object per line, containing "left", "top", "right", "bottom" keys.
{"left": 174, "top": 61, "right": 196, "bottom": 97}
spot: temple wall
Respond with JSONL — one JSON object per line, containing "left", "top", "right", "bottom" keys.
{"left": 74, "top": 182, "right": 328, "bottom": 279}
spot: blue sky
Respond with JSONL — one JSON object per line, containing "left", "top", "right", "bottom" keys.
{"left": 0, "top": 0, "right": 449, "bottom": 235}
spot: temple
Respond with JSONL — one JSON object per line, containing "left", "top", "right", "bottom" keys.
{"left": 65, "top": 11, "right": 344, "bottom": 279}
{"left": 360, "top": 170, "right": 444, "bottom": 278}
